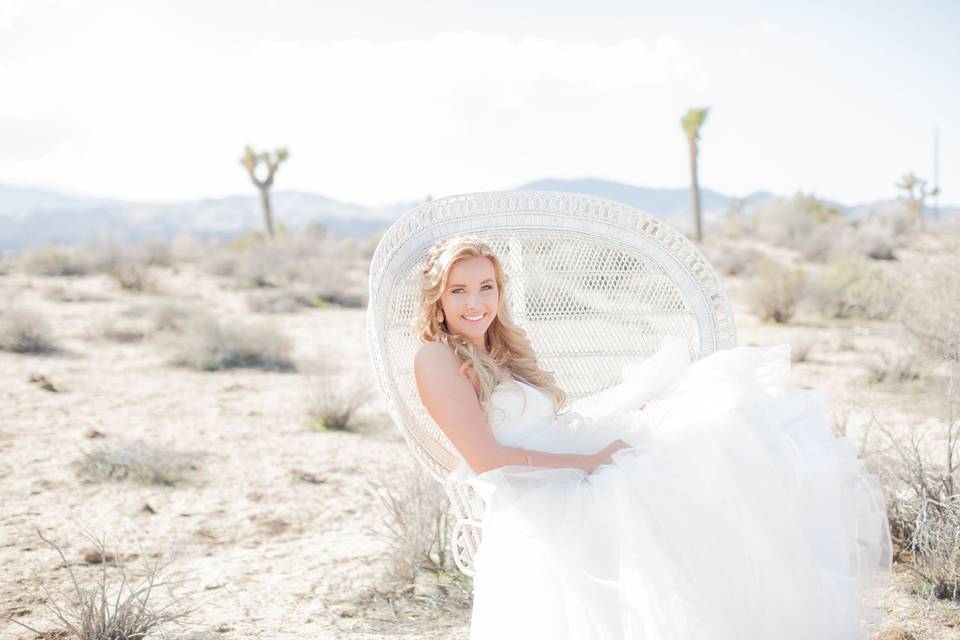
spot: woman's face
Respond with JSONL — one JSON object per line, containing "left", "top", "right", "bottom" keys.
{"left": 439, "top": 256, "right": 499, "bottom": 349}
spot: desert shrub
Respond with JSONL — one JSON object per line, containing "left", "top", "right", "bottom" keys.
{"left": 809, "top": 256, "right": 900, "bottom": 321}
{"left": 108, "top": 260, "right": 154, "bottom": 291}
{"left": 21, "top": 244, "right": 92, "bottom": 276}
{"left": 874, "top": 370, "right": 960, "bottom": 600}
{"left": 701, "top": 240, "right": 763, "bottom": 276}
{"left": 849, "top": 219, "right": 897, "bottom": 260}
{"left": 144, "top": 300, "right": 199, "bottom": 333}
{"left": 166, "top": 315, "right": 294, "bottom": 371}
{"left": 131, "top": 237, "right": 172, "bottom": 267}
{"left": 751, "top": 193, "right": 843, "bottom": 254}
{"left": 90, "top": 316, "right": 146, "bottom": 343}
{"left": 367, "top": 462, "right": 470, "bottom": 605}
{"left": 866, "top": 347, "right": 924, "bottom": 386}
{"left": 75, "top": 440, "right": 200, "bottom": 485}
{"left": 307, "top": 374, "right": 373, "bottom": 431}
{"left": 11, "top": 528, "right": 199, "bottom": 639}
{"left": 896, "top": 261, "right": 960, "bottom": 364}
{"left": 247, "top": 288, "right": 313, "bottom": 313}
{"left": 202, "top": 229, "right": 369, "bottom": 306}
{"left": 790, "top": 333, "right": 815, "bottom": 363}
{"left": 748, "top": 259, "right": 805, "bottom": 323}
{"left": 871, "top": 200, "right": 922, "bottom": 237}
{"left": 0, "top": 306, "right": 54, "bottom": 353}
{"left": 169, "top": 233, "right": 213, "bottom": 263}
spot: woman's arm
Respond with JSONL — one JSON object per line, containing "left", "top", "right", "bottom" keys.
{"left": 414, "top": 342, "right": 605, "bottom": 475}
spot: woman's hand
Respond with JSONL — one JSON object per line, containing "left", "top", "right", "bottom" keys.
{"left": 590, "top": 438, "right": 633, "bottom": 472}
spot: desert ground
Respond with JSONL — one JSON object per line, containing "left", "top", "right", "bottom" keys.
{"left": 1, "top": 212, "right": 959, "bottom": 639}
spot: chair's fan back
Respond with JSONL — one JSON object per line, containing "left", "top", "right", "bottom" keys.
{"left": 367, "top": 191, "right": 737, "bottom": 482}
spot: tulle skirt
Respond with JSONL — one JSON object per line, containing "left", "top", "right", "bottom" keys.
{"left": 458, "top": 339, "right": 892, "bottom": 640}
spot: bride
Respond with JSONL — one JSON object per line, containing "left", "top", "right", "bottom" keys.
{"left": 413, "top": 236, "right": 892, "bottom": 640}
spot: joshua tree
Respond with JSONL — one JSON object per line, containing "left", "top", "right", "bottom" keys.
{"left": 681, "top": 107, "right": 710, "bottom": 242}
{"left": 240, "top": 146, "right": 289, "bottom": 239}
{"left": 896, "top": 172, "right": 938, "bottom": 229}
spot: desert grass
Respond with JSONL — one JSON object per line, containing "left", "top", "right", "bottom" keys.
{"left": 0, "top": 305, "right": 55, "bottom": 353}
{"left": 365, "top": 462, "right": 472, "bottom": 609}
{"left": 74, "top": 439, "right": 201, "bottom": 486}
{"left": 165, "top": 314, "right": 295, "bottom": 371}
{"left": 307, "top": 374, "right": 374, "bottom": 431}
{"left": 790, "top": 332, "right": 816, "bottom": 363}
{"left": 9, "top": 527, "right": 199, "bottom": 640}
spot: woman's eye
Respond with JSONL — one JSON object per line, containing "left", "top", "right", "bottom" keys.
{"left": 450, "top": 285, "right": 494, "bottom": 293}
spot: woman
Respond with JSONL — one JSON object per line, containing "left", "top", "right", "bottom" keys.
{"left": 413, "top": 236, "right": 891, "bottom": 640}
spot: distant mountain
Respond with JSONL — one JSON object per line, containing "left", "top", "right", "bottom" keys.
{"left": 517, "top": 177, "right": 957, "bottom": 230}
{"left": 0, "top": 181, "right": 954, "bottom": 250}
{"left": 0, "top": 186, "right": 418, "bottom": 250}
{"left": 518, "top": 177, "right": 779, "bottom": 229}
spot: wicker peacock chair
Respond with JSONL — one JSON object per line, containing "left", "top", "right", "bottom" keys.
{"left": 366, "top": 190, "right": 737, "bottom": 576}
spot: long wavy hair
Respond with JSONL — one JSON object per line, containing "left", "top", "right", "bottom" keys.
{"left": 416, "top": 236, "right": 568, "bottom": 414}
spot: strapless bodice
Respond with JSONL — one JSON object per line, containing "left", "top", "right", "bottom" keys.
{"left": 485, "top": 378, "right": 557, "bottom": 448}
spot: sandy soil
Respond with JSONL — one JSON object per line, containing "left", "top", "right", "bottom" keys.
{"left": 1, "top": 247, "right": 958, "bottom": 639}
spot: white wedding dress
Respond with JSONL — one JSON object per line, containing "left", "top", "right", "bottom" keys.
{"left": 449, "top": 337, "right": 892, "bottom": 640}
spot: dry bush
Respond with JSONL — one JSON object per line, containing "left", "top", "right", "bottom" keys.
{"left": 170, "top": 233, "right": 214, "bottom": 263}
{"left": 0, "top": 305, "right": 55, "bottom": 353}
{"left": 790, "top": 333, "right": 815, "bottom": 363}
{"left": 108, "top": 260, "right": 155, "bottom": 291}
{"left": 130, "top": 237, "right": 172, "bottom": 267}
{"left": 202, "top": 229, "right": 369, "bottom": 307}
{"left": 307, "top": 374, "right": 373, "bottom": 431}
{"left": 366, "top": 462, "right": 471, "bottom": 606}
{"left": 45, "top": 285, "right": 110, "bottom": 303}
{"left": 748, "top": 259, "right": 805, "bottom": 323}
{"left": 871, "top": 200, "right": 922, "bottom": 237}
{"left": 166, "top": 314, "right": 294, "bottom": 371}
{"left": 143, "top": 300, "right": 199, "bottom": 333}
{"left": 89, "top": 316, "right": 146, "bottom": 343}
{"left": 10, "top": 527, "right": 199, "bottom": 639}
{"left": 74, "top": 439, "right": 200, "bottom": 486}
{"left": 869, "top": 276, "right": 960, "bottom": 599}
{"left": 847, "top": 219, "right": 897, "bottom": 260}
{"left": 246, "top": 287, "right": 313, "bottom": 314}
{"left": 874, "top": 386, "right": 960, "bottom": 600}
{"left": 866, "top": 347, "right": 924, "bottom": 386}
{"left": 750, "top": 193, "right": 846, "bottom": 261}
{"left": 21, "top": 244, "right": 93, "bottom": 276}
{"left": 896, "top": 261, "right": 960, "bottom": 365}
{"left": 808, "top": 256, "right": 900, "bottom": 321}
{"left": 700, "top": 240, "right": 763, "bottom": 276}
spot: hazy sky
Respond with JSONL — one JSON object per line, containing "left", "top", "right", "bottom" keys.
{"left": 2, "top": 0, "right": 957, "bottom": 207}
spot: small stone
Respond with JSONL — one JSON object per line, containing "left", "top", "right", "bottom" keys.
{"left": 82, "top": 549, "right": 115, "bottom": 564}
{"left": 28, "top": 373, "right": 58, "bottom": 392}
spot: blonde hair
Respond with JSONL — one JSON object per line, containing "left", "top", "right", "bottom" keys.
{"left": 416, "top": 236, "right": 568, "bottom": 414}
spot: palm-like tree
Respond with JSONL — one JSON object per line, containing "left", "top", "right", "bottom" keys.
{"left": 681, "top": 107, "right": 710, "bottom": 242}
{"left": 240, "top": 146, "right": 290, "bottom": 238}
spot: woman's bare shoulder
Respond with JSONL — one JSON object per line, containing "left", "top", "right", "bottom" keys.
{"left": 415, "top": 341, "right": 456, "bottom": 367}
{"left": 414, "top": 342, "right": 478, "bottom": 391}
